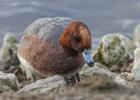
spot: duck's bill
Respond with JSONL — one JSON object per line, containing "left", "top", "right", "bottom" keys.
{"left": 82, "top": 49, "right": 94, "bottom": 67}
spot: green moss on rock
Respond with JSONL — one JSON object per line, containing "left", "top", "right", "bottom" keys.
{"left": 0, "top": 34, "right": 18, "bottom": 60}
{"left": 0, "top": 33, "right": 20, "bottom": 70}
{"left": 93, "top": 34, "right": 136, "bottom": 68}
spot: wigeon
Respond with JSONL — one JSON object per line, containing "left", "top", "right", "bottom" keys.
{"left": 18, "top": 17, "right": 94, "bottom": 85}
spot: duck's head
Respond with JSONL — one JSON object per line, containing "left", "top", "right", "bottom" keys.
{"left": 60, "top": 21, "right": 94, "bottom": 67}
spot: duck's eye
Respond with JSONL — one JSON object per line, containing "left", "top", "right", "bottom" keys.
{"left": 73, "top": 32, "right": 81, "bottom": 42}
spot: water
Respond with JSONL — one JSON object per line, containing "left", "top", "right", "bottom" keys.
{"left": 0, "top": 0, "right": 139, "bottom": 48}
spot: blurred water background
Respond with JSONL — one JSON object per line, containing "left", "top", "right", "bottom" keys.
{"left": 0, "top": 0, "right": 139, "bottom": 48}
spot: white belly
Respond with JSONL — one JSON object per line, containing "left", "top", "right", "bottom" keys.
{"left": 17, "top": 53, "right": 47, "bottom": 81}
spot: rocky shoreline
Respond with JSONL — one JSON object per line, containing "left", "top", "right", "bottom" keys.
{"left": 0, "top": 19, "right": 140, "bottom": 99}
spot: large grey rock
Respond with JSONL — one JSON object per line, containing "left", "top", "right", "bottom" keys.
{"left": 93, "top": 33, "right": 135, "bottom": 71}
{"left": 81, "top": 63, "right": 138, "bottom": 89}
{"left": 18, "top": 75, "right": 66, "bottom": 93}
{"left": 0, "top": 71, "right": 19, "bottom": 92}
{"left": 0, "top": 33, "right": 20, "bottom": 71}
{"left": 131, "top": 48, "right": 140, "bottom": 81}
{"left": 134, "top": 25, "right": 140, "bottom": 48}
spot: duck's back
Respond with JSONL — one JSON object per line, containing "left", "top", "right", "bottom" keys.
{"left": 23, "top": 17, "right": 72, "bottom": 44}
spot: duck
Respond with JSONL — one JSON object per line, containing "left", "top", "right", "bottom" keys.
{"left": 18, "top": 17, "right": 94, "bottom": 85}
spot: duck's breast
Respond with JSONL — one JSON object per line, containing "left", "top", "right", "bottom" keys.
{"left": 19, "top": 34, "right": 84, "bottom": 75}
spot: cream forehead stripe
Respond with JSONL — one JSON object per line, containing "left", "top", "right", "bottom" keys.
{"left": 79, "top": 26, "right": 91, "bottom": 47}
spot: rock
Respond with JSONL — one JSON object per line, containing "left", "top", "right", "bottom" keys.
{"left": 93, "top": 33, "right": 135, "bottom": 72}
{"left": 0, "top": 86, "right": 11, "bottom": 92}
{"left": 0, "top": 33, "right": 20, "bottom": 71}
{"left": 0, "top": 71, "right": 19, "bottom": 92}
{"left": 114, "top": 72, "right": 137, "bottom": 88}
{"left": 18, "top": 75, "right": 66, "bottom": 93}
{"left": 0, "top": 33, "right": 24, "bottom": 82}
{"left": 80, "top": 63, "right": 117, "bottom": 79}
{"left": 0, "top": 72, "right": 140, "bottom": 100}
{"left": 81, "top": 63, "right": 138, "bottom": 89}
{"left": 131, "top": 48, "right": 140, "bottom": 81}
{"left": 80, "top": 73, "right": 123, "bottom": 91}
{"left": 0, "top": 66, "right": 140, "bottom": 100}
{"left": 134, "top": 25, "right": 140, "bottom": 48}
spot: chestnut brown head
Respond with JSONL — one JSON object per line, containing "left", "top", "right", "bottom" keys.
{"left": 60, "top": 21, "right": 94, "bottom": 67}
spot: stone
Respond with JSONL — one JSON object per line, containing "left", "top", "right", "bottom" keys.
{"left": 18, "top": 75, "right": 66, "bottom": 93}
{"left": 134, "top": 25, "right": 140, "bottom": 48}
{"left": 93, "top": 33, "right": 135, "bottom": 72}
{"left": 81, "top": 63, "right": 137, "bottom": 89}
{"left": 131, "top": 48, "right": 140, "bottom": 81}
{"left": 114, "top": 72, "right": 137, "bottom": 88}
{"left": 0, "top": 68, "right": 139, "bottom": 100}
{"left": 0, "top": 71, "right": 19, "bottom": 91}
{"left": 80, "top": 63, "right": 117, "bottom": 79}
{"left": 0, "top": 33, "right": 20, "bottom": 71}
{"left": 80, "top": 73, "right": 122, "bottom": 91}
